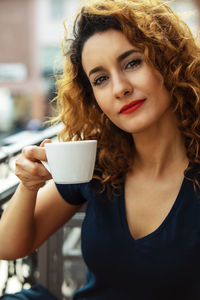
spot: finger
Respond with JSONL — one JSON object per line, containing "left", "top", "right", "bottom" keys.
{"left": 40, "top": 139, "right": 52, "bottom": 147}
{"left": 16, "top": 157, "right": 50, "bottom": 178}
{"left": 21, "top": 169, "right": 52, "bottom": 182}
{"left": 22, "top": 145, "right": 47, "bottom": 162}
{"left": 16, "top": 166, "right": 52, "bottom": 183}
{"left": 35, "top": 162, "right": 52, "bottom": 178}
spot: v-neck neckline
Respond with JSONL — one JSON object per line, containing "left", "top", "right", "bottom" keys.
{"left": 120, "top": 173, "right": 187, "bottom": 243}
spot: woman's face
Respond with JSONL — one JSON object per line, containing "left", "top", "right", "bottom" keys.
{"left": 82, "top": 29, "right": 173, "bottom": 134}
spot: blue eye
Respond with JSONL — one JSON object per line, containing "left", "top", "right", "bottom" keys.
{"left": 126, "top": 58, "right": 142, "bottom": 69}
{"left": 93, "top": 75, "right": 108, "bottom": 86}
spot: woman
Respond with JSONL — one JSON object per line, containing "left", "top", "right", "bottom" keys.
{"left": 1, "top": 0, "right": 200, "bottom": 298}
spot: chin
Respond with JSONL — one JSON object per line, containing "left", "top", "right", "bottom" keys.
{"left": 120, "top": 123, "right": 152, "bottom": 135}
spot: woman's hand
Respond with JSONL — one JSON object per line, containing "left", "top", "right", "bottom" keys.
{"left": 15, "top": 139, "right": 52, "bottom": 192}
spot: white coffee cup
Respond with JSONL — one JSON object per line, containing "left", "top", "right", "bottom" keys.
{"left": 42, "top": 140, "right": 97, "bottom": 184}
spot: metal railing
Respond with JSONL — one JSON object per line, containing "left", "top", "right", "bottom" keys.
{"left": 0, "top": 124, "right": 86, "bottom": 299}
{"left": 0, "top": 124, "right": 62, "bottom": 205}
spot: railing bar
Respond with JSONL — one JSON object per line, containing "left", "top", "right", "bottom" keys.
{"left": 0, "top": 124, "right": 62, "bottom": 206}
{"left": 0, "top": 123, "right": 62, "bottom": 164}
{"left": 63, "top": 255, "right": 82, "bottom": 259}
{"left": 0, "top": 183, "right": 19, "bottom": 205}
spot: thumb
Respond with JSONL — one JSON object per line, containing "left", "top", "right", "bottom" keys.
{"left": 40, "top": 139, "right": 52, "bottom": 147}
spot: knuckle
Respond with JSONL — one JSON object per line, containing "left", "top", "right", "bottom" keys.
{"left": 15, "top": 170, "right": 20, "bottom": 177}
{"left": 15, "top": 158, "right": 20, "bottom": 167}
{"left": 31, "top": 165, "right": 39, "bottom": 175}
{"left": 22, "top": 145, "right": 37, "bottom": 159}
{"left": 15, "top": 157, "right": 23, "bottom": 170}
{"left": 15, "top": 169, "right": 24, "bottom": 180}
{"left": 22, "top": 147, "right": 28, "bottom": 156}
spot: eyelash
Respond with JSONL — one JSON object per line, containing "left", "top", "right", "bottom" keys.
{"left": 126, "top": 58, "right": 142, "bottom": 70}
{"left": 92, "top": 58, "right": 142, "bottom": 86}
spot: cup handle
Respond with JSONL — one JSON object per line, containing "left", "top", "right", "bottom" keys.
{"left": 41, "top": 161, "right": 51, "bottom": 173}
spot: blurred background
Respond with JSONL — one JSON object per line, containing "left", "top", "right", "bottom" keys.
{"left": 0, "top": 0, "right": 199, "bottom": 144}
{"left": 0, "top": 0, "right": 80, "bottom": 143}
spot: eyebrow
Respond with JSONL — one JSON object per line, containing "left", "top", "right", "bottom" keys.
{"left": 88, "top": 49, "right": 142, "bottom": 77}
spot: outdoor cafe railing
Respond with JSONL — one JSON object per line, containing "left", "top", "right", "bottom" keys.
{"left": 0, "top": 124, "right": 86, "bottom": 300}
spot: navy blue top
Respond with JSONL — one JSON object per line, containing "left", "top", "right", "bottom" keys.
{"left": 56, "top": 167, "right": 200, "bottom": 299}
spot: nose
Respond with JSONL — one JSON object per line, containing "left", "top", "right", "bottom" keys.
{"left": 112, "top": 73, "right": 133, "bottom": 100}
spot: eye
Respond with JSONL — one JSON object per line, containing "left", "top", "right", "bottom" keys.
{"left": 125, "top": 58, "right": 142, "bottom": 70}
{"left": 93, "top": 75, "right": 108, "bottom": 86}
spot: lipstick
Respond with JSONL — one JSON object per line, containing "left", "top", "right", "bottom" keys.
{"left": 119, "top": 99, "right": 146, "bottom": 115}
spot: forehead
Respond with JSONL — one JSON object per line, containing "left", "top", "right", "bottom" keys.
{"left": 81, "top": 29, "right": 139, "bottom": 71}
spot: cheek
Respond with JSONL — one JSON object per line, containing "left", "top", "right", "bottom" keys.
{"left": 147, "top": 74, "right": 162, "bottom": 91}
{"left": 94, "top": 92, "right": 110, "bottom": 114}
{"left": 143, "top": 65, "right": 164, "bottom": 89}
{"left": 95, "top": 98, "right": 105, "bottom": 113}
{"left": 95, "top": 96, "right": 117, "bottom": 124}
{"left": 147, "top": 74, "right": 170, "bottom": 102}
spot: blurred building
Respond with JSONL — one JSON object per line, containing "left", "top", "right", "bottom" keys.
{"left": 0, "top": 0, "right": 39, "bottom": 92}
{"left": 0, "top": 0, "right": 80, "bottom": 135}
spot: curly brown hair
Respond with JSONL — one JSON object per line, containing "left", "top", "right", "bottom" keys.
{"left": 53, "top": 0, "right": 200, "bottom": 193}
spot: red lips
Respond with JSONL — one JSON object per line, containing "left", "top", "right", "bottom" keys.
{"left": 119, "top": 99, "right": 146, "bottom": 114}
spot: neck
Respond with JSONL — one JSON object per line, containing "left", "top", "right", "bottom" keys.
{"left": 131, "top": 112, "right": 188, "bottom": 178}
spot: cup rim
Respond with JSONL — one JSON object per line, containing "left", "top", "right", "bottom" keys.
{"left": 44, "top": 140, "right": 97, "bottom": 147}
